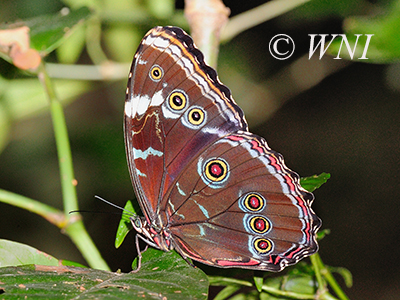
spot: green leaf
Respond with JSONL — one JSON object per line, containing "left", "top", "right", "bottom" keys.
{"left": 103, "top": 25, "right": 141, "bottom": 62}
{"left": 26, "top": 7, "right": 91, "bottom": 56}
{"left": 1, "top": 78, "right": 89, "bottom": 122}
{"left": 329, "top": 266, "right": 353, "bottom": 288}
{"left": 134, "top": 247, "right": 176, "bottom": 270}
{"left": 0, "top": 239, "right": 59, "bottom": 267}
{"left": 56, "top": 23, "right": 86, "bottom": 63}
{"left": 136, "top": 247, "right": 208, "bottom": 297}
{"left": 253, "top": 275, "right": 264, "bottom": 292}
{"left": 280, "top": 274, "right": 316, "bottom": 294}
{"left": 0, "top": 247, "right": 209, "bottom": 299}
{"left": 300, "top": 173, "right": 330, "bottom": 192}
{"left": 146, "top": 0, "right": 175, "bottom": 19}
{"left": 214, "top": 285, "right": 242, "bottom": 300}
{"left": 262, "top": 273, "right": 317, "bottom": 298}
{"left": 60, "top": 260, "right": 87, "bottom": 268}
{"left": 317, "top": 228, "right": 331, "bottom": 240}
{"left": 0, "top": 8, "right": 91, "bottom": 67}
{"left": 115, "top": 200, "right": 135, "bottom": 248}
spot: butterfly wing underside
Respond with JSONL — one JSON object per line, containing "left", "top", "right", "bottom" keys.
{"left": 163, "top": 132, "right": 320, "bottom": 271}
{"left": 124, "top": 26, "right": 321, "bottom": 271}
{"left": 124, "top": 26, "right": 247, "bottom": 221}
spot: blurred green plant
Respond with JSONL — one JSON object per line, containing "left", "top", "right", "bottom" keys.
{"left": 2, "top": 0, "right": 398, "bottom": 298}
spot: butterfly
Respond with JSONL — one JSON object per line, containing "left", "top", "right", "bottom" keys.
{"left": 124, "top": 26, "right": 321, "bottom": 271}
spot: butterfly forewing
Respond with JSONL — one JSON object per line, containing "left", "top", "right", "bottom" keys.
{"left": 125, "top": 27, "right": 247, "bottom": 219}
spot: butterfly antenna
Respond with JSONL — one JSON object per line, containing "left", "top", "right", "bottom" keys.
{"left": 94, "top": 195, "right": 135, "bottom": 216}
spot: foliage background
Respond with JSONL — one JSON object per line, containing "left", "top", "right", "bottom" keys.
{"left": 1, "top": 0, "right": 399, "bottom": 299}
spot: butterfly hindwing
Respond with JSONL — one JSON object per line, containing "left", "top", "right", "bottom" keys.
{"left": 163, "top": 132, "right": 320, "bottom": 271}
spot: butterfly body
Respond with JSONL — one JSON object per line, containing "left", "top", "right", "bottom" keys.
{"left": 124, "top": 26, "right": 321, "bottom": 271}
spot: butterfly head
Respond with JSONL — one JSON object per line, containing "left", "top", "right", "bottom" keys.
{"left": 130, "top": 215, "right": 144, "bottom": 233}
{"left": 130, "top": 215, "right": 173, "bottom": 252}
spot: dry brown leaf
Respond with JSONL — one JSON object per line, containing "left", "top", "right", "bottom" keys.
{"left": 0, "top": 26, "right": 41, "bottom": 70}
{"left": 35, "top": 264, "right": 90, "bottom": 274}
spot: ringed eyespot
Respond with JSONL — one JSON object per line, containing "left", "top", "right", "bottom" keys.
{"left": 149, "top": 65, "right": 163, "bottom": 81}
{"left": 168, "top": 90, "right": 187, "bottom": 111}
{"left": 253, "top": 238, "right": 273, "bottom": 254}
{"left": 188, "top": 108, "right": 205, "bottom": 125}
{"left": 249, "top": 216, "right": 271, "bottom": 234}
{"left": 204, "top": 159, "right": 228, "bottom": 182}
{"left": 243, "top": 193, "right": 265, "bottom": 212}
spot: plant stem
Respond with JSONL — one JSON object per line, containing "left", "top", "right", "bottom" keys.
{"left": 184, "top": 0, "right": 229, "bottom": 68}
{"left": 38, "top": 63, "right": 78, "bottom": 215}
{"left": 262, "top": 285, "right": 316, "bottom": 299}
{"left": 37, "top": 62, "right": 110, "bottom": 271}
{"left": 64, "top": 219, "right": 110, "bottom": 270}
{"left": 315, "top": 254, "right": 350, "bottom": 300}
{"left": 221, "top": 0, "right": 310, "bottom": 42}
{"left": 86, "top": 17, "right": 109, "bottom": 65}
{"left": 0, "top": 189, "right": 64, "bottom": 226}
{"left": 310, "top": 254, "right": 326, "bottom": 296}
{"left": 208, "top": 276, "right": 253, "bottom": 287}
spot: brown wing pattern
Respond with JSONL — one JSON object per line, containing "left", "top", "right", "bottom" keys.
{"left": 125, "top": 26, "right": 321, "bottom": 271}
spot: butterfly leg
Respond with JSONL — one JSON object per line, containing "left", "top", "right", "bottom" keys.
{"left": 173, "top": 244, "right": 197, "bottom": 268}
{"left": 130, "top": 234, "right": 149, "bottom": 273}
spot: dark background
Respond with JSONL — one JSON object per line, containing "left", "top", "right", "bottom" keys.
{"left": 1, "top": 1, "right": 399, "bottom": 299}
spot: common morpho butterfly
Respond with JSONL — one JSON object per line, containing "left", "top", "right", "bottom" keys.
{"left": 124, "top": 26, "right": 321, "bottom": 272}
